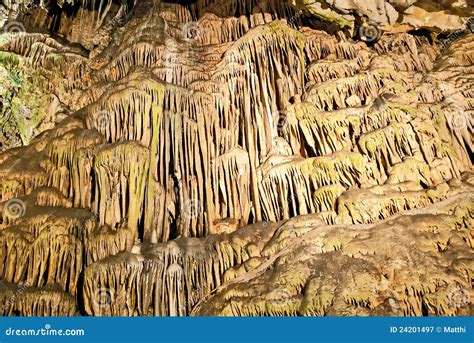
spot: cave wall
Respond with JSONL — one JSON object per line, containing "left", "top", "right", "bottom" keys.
{"left": 0, "top": 0, "right": 473, "bottom": 316}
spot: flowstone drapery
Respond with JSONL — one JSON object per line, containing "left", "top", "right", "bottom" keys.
{"left": 0, "top": 0, "right": 473, "bottom": 316}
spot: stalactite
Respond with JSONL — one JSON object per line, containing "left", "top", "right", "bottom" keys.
{"left": 93, "top": 141, "right": 150, "bottom": 238}
{"left": 0, "top": 281, "right": 78, "bottom": 316}
{"left": 336, "top": 182, "right": 437, "bottom": 224}
{"left": 306, "top": 50, "right": 371, "bottom": 84}
{"left": 0, "top": 0, "right": 472, "bottom": 318}
{"left": 211, "top": 147, "right": 251, "bottom": 228}
{"left": 194, "top": 187, "right": 474, "bottom": 316}
{"left": 374, "top": 34, "right": 439, "bottom": 72}
{"left": 0, "top": 207, "right": 97, "bottom": 294}
{"left": 305, "top": 67, "right": 403, "bottom": 111}
{"left": 83, "top": 222, "right": 277, "bottom": 316}
{"left": 359, "top": 123, "right": 423, "bottom": 173}
{"left": 45, "top": 129, "right": 104, "bottom": 196}
{"left": 258, "top": 151, "right": 381, "bottom": 222}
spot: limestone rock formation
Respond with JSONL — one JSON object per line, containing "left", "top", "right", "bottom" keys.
{"left": 0, "top": 0, "right": 473, "bottom": 317}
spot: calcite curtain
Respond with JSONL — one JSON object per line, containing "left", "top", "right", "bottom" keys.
{"left": 0, "top": 0, "right": 473, "bottom": 317}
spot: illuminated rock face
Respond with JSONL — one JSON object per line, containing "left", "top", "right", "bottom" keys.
{"left": 0, "top": 0, "right": 473, "bottom": 316}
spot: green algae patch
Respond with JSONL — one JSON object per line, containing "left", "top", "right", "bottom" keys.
{"left": 0, "top": 52, "right": 48, "bottom": 150}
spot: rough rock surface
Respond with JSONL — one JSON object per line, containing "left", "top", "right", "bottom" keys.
{"left": 0, "top": 0, "right": 473, "bottom": 316}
